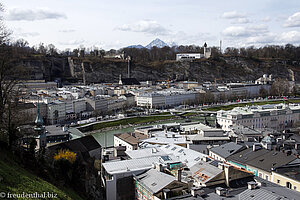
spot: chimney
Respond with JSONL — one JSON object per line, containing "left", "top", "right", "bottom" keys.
{"left": 163, "top": 189, "right": 170, "bottom": 199}
{"left": 177, "top": 169, "right": 182, "bottom": 182}
{"left": 152, "top": 148, "right": 158, "bottom": 154}
{"left": 216, "top": 187, "right": 228, "bottom": 196}
{"left": 248, "top": 181, "right": 258, "bottom": 190}
{"left": 218, "top": 163, "right": 224, "bottom": 170}
{"left": 156, "top": 163, "right": 163, "bottom": 172}
{"left": 62, "top": 126, "right": 67, "bottom": 132}
{"left": 191, "top": 187, "right": 205, "bottom": 197}
{"left": 187, "top": 180, "right": 194, "bottom": 191}
{"left": 224, "top": 164, "right": 232, "bottom": 187}
{"left": 253, "top": 143, "right": 262, "bottom": 151}
{"left": 202, "top": 156, "right": 209, "bottom": 162}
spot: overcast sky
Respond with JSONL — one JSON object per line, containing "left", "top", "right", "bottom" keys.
{"left": 2, "top": 0, "right": 300, "bottom": 50}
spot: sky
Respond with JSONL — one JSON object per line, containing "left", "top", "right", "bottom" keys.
{"left": 1, "top": 0, "right": 300, "bottom": 51}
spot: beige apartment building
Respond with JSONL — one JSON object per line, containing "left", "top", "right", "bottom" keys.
{"left": 217, "top": 104, "right": 300, "bottom": 131}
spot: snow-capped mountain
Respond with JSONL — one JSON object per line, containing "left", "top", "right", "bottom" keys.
{"left": 145, "top": 38, "right": 169, "bottom": 49}
{"left": 168, "top": 41, "right": 178, "bottom": 48}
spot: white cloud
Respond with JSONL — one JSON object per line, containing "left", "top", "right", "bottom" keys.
{"left": 222, "top": 11, "right": 250, "bottom": 25}
{"left": 18, "top": 32, "right": 39, "bottom": 37}
{"left": 59, "top": 39, "right": 86, "bottom": 46}
{"left": 59, "top": 29, "right": 76, "bottom": 33}
{"left": 169, "top": 31, "right": 216, "bottom": 45}
{"left": 117, "top": 20, "right": 169, "bottom": 35}
{"left": 222, "top": 11, "right": 247, "bottom": 19}
{"left": 231, "top": 18, "right": 250, "bottom": 24}
{"left": 222, "top": 24, "right": 268, "bottom": 38}
{"left": 248, "top": 24, "right": 268, "bottom": 33}
{"left": 261, "top": 16, "right": 271, "bottom": 22}
{"left": 6, "top": 8, "right": 66, "bottom": 21}
{"left": 284, "top": 12, "right": 300, "bottom": 27}
{"left": 245, "top": 33, "right": 276, "bottom": 45}
{"left": 222, "top": 26, "right": 249, "bottom": 37}
{"left": 277, "top": 31, "right": 300, "bottom": 43}
{"left": 12, "top": 28, "right": 39, "bottom": 38}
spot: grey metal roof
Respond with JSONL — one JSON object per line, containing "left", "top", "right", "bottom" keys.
{"left": 185, "top": 161, "right": 223, "bottom": 184}
{"left": 246, "top": 150, "right": 297, "bottom": 172}
{"left": 210, "top": 142, "right": 245, "bottom": 159}
{"left": 103, "top": 154, "right": 179, "bottom": 175}
{"left": 161, "top": 145, "right": 207, "bottom": 168}
{"left": 45, "top": 125, "right": 68, "bottom": 136}
{"left": 238, "top": 188, "right": 281, "bottom": 200}
{"left": 135, "top": 168, "right": 176, "bottom": 194}
{"left": 254, "top": 177, "right": 300, "bottom": 200}
{"left": 226, "top": 148, "right": 269, "bottom": 165}
{"left": 126, "top": 144, "right": 207, "bottom": 168}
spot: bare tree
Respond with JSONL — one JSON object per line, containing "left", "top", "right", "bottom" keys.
{"left": 270, "top": 78, "right": 290, "bottom": 97}
{"left": 0, "top": 3, "right": 11, "bottom": 45}
{"left": 0, "top": 3, "right": 27, "bottom": 149}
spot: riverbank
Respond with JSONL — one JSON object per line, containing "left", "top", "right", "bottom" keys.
{"left": 85, "top": 116, "right": 183, "bottom": 135}
{"left": 78, "top": 115, "right": 182, "bottom": 133}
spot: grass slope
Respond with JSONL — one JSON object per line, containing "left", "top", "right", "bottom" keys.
{"left": 91, "top": 115, "right": 175, "bottom": 131}
{"left": 0, "top": 150, "right": 83, "bottom": 200}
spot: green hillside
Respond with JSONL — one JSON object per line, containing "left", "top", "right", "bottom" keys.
{"left": 0, "top": 150, "right": 83, "bottom": 200}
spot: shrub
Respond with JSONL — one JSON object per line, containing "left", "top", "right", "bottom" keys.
{"left": 54, "top": 149, "right": 76, "bottom": 164}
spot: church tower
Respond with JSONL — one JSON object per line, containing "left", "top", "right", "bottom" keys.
{"left": 203, "top": 42, "right": 211, "bottom": 58}
{"left": 34, "top": 103, "right": 46, "bottom": 149}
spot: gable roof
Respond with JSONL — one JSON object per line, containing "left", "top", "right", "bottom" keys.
{"left": 48, "top": 135, "right": 101, "bottom": 153}
{"left": 123, "top": 93, "right": 135, "bottom": 97}
{"left": 186, "top": 161, "right": 223, "bottom": 184}
{"left": 227, "top": 148, "right": 269, "bottom": 165}
{"left": 227, "top": 148, "right": 298, "bottom": 172}
{"left": 246, "top": 151, "right": 298, "bottom": 172}
{"left": 135, "top": 168, "right": 176, "bottom": 194}
{"left": 239, "top": 188, "right": 282, "bottom": 200}
{"left": 115, "top": 132, "right": 147, "bottom": 146}
{"left": 210, "top": 142, "right": 245, "bottom": 159}
{"left": 274, "top": 164, "right": 300, "bottom": 182}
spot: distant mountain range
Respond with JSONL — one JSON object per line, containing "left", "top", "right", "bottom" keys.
{"left": 126, "top": 38, "right": 177, "bottom": 49}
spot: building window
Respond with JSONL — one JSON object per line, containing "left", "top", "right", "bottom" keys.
{"left": 286, "top": 182, "right": 292, "bottom": 189}
{"left": 277, "top": 179, "right": 280, "bottom": 184}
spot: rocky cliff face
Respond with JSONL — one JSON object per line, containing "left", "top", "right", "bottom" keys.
{"left": 15, "top": 56, "right": 71, "bottom": 81}
{"left": 14, "top": 56, "right": 300, "bottom": 83}
{"left": 68, "top": 56, "right": 300, "bottom": 83}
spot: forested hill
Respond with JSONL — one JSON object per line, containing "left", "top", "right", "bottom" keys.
{"left": 3, "top": 44, "right": 300, "bottom": 83}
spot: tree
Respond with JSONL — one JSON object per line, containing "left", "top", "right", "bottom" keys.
{"left": 0, "top": 4, "right": 11, "bottom": 45}
{"left": 259, "top": 86, "right": 268, "bottom": 98}
{"left": 270, "top": 78, "right": 290, "bottom": 96}
{"left": 0, "top": 3, "right": 26, "bottom": 149}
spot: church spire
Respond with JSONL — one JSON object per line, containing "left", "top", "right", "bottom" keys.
{"left": 34, "top": 101, "right": 44, "bottom": 132}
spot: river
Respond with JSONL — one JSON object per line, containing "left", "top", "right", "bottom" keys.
{"left": 92, "top": 115, "right": 216, "bottom": 147}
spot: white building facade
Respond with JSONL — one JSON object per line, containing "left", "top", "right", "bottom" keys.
{"left": 217, "top": 104, "right": 300, "bottom": 131}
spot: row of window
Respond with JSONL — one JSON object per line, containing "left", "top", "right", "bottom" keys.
{"left": 258, "top": 173, "right": 297, "bottom": 191}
